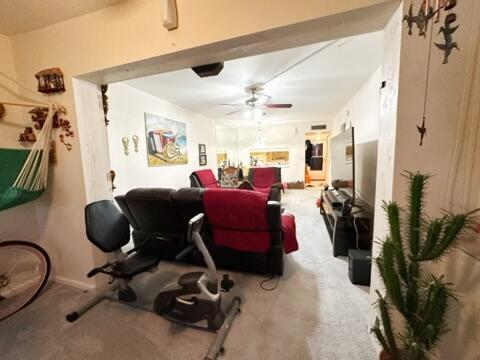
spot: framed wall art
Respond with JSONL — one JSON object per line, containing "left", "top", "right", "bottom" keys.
{"left": 145, "top": 113, "right": 188, "bottom": 167}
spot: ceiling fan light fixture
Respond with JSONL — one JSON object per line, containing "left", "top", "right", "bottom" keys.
{"left": 243, "top": 108, "right": 265, "bottom": 120}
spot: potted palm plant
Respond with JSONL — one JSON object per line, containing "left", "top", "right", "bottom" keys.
{"left": 371, "top": 171, "right": 478, "bottom": 360}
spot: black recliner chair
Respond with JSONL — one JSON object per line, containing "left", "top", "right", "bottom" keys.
{"left": 66, "top": 200, "right": 167, "bottom": 322}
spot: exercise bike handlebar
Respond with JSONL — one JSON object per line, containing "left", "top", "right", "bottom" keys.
{"left": 188, "top": 214, "right": 218, "bottom": 287}
{"left": 175, "top": 244, "right": 196, "bottom": 261}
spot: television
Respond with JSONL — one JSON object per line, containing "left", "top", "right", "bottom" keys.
{"left": 330, "top": 127, "right": 355, "bottom": 204}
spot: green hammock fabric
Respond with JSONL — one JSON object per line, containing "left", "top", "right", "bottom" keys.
{"left": 0, "top": 148, "right": 44, "bottom": 211}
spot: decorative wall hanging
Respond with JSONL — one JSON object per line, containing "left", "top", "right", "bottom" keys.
{"left": 403, "top": 0, "right": 460, "bottom": 146}
{"left": 101, "top": 84, "right": 109, "bottom": 126}
{"left": 144, "top": 113, "right": 187, "bottom": 167}
{"left": 35, "top": 67, "right": 65, "bottom": 94}
{"left": 162, "top": 0, "right": 178, "bottom": 31}
{"left": 199, "top": 154, "right": 207, "bottom": 166}
{"left": 122, "top": 137, "right": 130, "bottom": 155}
{"left": 18, "top": 127, "right": 36, "bottom": 142}
{"left": 199, "top": 143, "right": 206, "bottom": 155}
{"left": 435, "top": 13, "right": 459, "bottom": 64}
{"left": 132, "top": 135, "right": 139, "bottom": 152}
{"left": 28, "top": 106, "right": 74, "bottom": 150}
{"left": 110, "top": 170, "right": 117, "bottom": 191}
{"left": 0, "top": 103, "right": 5, "bottom": 118}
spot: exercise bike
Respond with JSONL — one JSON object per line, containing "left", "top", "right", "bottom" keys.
{"left": 154, "top": 214, "right": 241, "bottom": 357}
{"left": 67, "top": 201, "right": 241, "bottom": 360}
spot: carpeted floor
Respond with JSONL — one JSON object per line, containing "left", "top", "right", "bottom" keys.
{"left": 0, "top": 188, "right": 376, "bottom": 360}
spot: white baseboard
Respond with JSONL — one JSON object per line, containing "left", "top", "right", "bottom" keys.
{"left": 55, "top": 276, "right": 96, "bottom": 291}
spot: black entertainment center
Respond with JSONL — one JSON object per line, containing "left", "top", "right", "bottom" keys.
{"left": 321, "top": 126, "right": 376, "bottom": 286}
{"left": 319, "top": 188, "right": 373, "bottom": 256}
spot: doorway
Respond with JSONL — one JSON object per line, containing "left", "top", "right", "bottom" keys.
{"left": 305, "top": 131, "right": 329, "bottom": 186}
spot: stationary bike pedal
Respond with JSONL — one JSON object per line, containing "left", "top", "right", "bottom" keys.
{"left": 221, "top": 274, "right": 235, "bottom": 292}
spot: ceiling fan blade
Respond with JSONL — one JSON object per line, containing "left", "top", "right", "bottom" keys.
{"left": 219, "top": 103, "right": 244, "bottom": 106}
{"left": 264, "top": 104, "right": 293, "bottom": 108}
{"left": 224, "top": 109, "right": 244, "bottom": 116}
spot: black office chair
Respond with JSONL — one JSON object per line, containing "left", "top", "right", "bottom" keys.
{"left": 66, "top": 200, "right": 163, "bottom": 322}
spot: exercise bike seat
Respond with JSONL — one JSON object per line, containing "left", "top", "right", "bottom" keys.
{"left": 112, "top": 251, "right": 160, "bottom": 279}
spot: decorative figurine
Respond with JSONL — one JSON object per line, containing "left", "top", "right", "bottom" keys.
{"left": 403, "top": 0, "right": 460, "bottom": 147}
{"left": 403, "top": 3, "right": 418, "bottom": 35}
{"left": 403, "top": 2, "right": 437, "bottom": 37}
{"left": 435, "top": 13, "right": 459, "bottom": 64}
{"left": 417, "top": 117, "right": 427, "bottom": 146}
{"left": 28, "top": 106, "right": 74, "bottom": 150}
{"left": 101, "top": 84, "right": 109, "bottom": 126}
{"left": 110, "top": 170, "right": 117, "bottom": 191}
{"left": 122, "top": 137, "right": 129, "bottom": 155}
{"left": 35, "top": 68, "right": 65, "bottom": 94}
{"left": 29, "top": 107, "right": 49, "bottom": 129}
{"left": 132, "top": 135, "right": 139, "bottom": 152}
{"left": 19, "top": 127, "right": 36, "bottom": 142}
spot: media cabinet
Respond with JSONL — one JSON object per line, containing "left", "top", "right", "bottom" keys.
{"left": 319, "top": 189, "right": 373, "bottom": 257}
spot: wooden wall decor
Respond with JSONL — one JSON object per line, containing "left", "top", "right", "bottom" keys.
{"left": 0, "top": 103, "right": 5, "bottom": 118}
{"left": 35, "top": 67, "right": 65, "bottom": 94}
{"left": 18, "top": 127, "right": 36, "bottom": 142}
{"left": 26, "top": 106, "right": 74, "bottom": 150}
{"left": 101, "top": 84, "right": 109, "bottom": 126}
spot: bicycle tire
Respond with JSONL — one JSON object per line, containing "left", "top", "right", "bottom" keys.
{"left": 0, "top": 240, "right": 50, "bottom": 321}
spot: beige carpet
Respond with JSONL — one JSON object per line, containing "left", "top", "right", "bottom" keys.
{"left": 0, "top": 188, "right": 376, "bottom": 360}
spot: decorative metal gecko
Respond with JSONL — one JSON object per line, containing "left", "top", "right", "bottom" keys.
{"left": 435, "top": 13, "right": 459, "bottom": 64}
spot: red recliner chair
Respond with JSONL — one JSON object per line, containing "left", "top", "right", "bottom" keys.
{"left": 246, "top": 167, "right": 284, "bottom": 202}
{"left": 190, "top": 169, "right": 220, "bottom": 189}
{"left": 203, "top": 189, "right": 298, "bottom": 273}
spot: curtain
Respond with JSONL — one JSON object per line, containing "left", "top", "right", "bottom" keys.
{"left": 445, "top": 0, "right": 480, "bottom": 258}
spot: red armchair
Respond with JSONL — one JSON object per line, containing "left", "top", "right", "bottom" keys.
{"left": 246, "top": 167, "right": 283, "bottom": 202}
{"left": 203, "top": 189, "right": 298, "bottom": 257}
{"left": 190, "top": 169, "right": 220, "bottom": 189}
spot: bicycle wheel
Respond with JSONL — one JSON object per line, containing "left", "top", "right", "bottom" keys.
{"left": 0, "top": 240, "right": 50, "bottom": 321}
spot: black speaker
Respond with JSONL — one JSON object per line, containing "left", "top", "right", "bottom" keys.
{"left": 348, "top": 249, "right": 371, "bottom": 286}
{"left": 191, "top": 62, "right": 224, "bottom": 77}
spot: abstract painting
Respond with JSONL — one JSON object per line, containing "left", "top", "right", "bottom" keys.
{"left": 145, "top": 113, "right": 188, "bottom": 166}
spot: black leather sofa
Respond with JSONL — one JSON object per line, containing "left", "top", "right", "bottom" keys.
{"left": 115, "top": 187, "right": 286, "bottom": 276}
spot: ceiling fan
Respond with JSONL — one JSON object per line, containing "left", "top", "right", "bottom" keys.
{"left": 220, "top": 86, "right": 292, "bottom": 119}
{"left": 218, "top": 39, "right": 342, "bottom": 120}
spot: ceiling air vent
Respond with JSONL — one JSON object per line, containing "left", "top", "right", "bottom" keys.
{"left": 311, "top": 124, "right": 327, "bottom": 131}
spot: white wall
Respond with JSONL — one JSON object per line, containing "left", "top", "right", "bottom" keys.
{"left": 107, "top": 83, "right": 217, "bottom": 194}
{"left": 332, "top": 67, "right": 382, "bottom": 206}
{"left": 369, "top": 3, "right": 403, "bottom": 351}
{"left": 389, "top": 1, "right": 480, "bottom": 358}
{"left": 369, "top": 1, "right": 480, "bottom": 359}
{"left": 216, "top": 126, "right": 239, "bottom": 165}
{"left": 0, "top": 0, "right": 395, "bottom": 289}
{"left": 235, "top": 122, "right": 331, "bottom": 183}
{"left": 0, "top": 35, "right": 24, "bottom": 149}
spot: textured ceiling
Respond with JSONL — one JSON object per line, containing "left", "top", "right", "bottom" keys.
{"left": 0, "top": 0, "right": 121, "bottom": 36}
{"left": 126, "top": 31, "right": 383, "bottom": 128}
